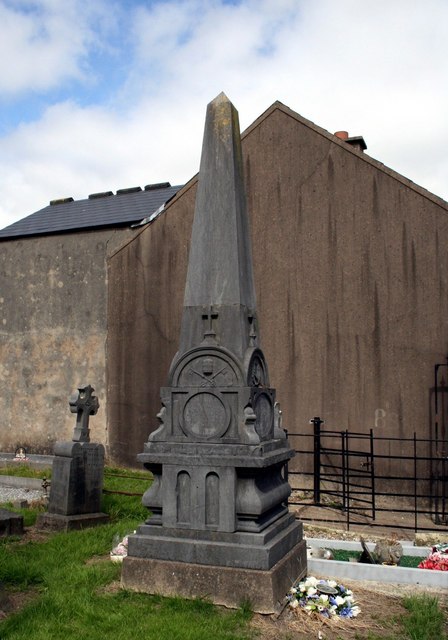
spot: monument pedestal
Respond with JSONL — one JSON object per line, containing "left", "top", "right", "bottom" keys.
{"left": 122, "top": 539, "right": 306, "bottom": 614}
{"left": 128, "top": 513, "right": 303, "bottom": 569}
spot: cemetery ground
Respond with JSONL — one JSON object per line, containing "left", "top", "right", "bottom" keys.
{"left": 0, "top": 466, "right": 446, "bottom": 640}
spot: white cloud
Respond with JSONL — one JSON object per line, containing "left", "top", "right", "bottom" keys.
{"left": 1, "top": 0, "right": 448, "bottom": 229}
{"left": 0, "top": 0, "right": 114, "bottom": 96}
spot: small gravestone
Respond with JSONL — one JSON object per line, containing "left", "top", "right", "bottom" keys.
{"left": 37, "top": 385, "right": 108, "bottom": 531}
{"left": 0, "top": 509, "right": 24, "bottom": 537}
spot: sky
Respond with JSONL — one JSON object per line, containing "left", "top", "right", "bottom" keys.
{"left": 1, "top": 0, "right": 448, "bottom": 229}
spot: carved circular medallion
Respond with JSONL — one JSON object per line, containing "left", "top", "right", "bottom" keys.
{"left": 254, "top": 392, "right": 273, "bottom": 440}
{"left": 182, "top": 392, "right": 229, "bottom": 440}
{"left": 177, "top": 354, "right": 238, "bottom": 387}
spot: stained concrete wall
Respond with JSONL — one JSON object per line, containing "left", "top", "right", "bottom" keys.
{"left": 0, "top": 227, "right": 134, "bottom": 454}
{"left": 107, "top": 188, "right": 195, "bottom": 462}
{"left": 107, "top": 103, "right": 448, "bottom": 469}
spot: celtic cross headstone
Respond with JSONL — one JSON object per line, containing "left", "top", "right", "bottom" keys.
{"left": 70, "top": 384, "right": 99, "bottom": 442}
{"left": 37, "top": 384, "right": 108, "bottom": 531}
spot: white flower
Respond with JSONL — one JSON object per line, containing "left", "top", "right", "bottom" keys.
{"left": 290, "top": 576, "right": 360, "bottom": 621}
{"left": 305, "top": 577, "right": 318, "bottom": 587}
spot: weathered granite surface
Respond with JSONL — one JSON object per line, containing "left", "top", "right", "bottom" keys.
{"left": 123, "top": 94, "right": 307, "bottom": 610}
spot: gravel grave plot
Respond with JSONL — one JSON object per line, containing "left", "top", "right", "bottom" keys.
{"left": 0, "top": 487, "right": 45, "bottom": 504}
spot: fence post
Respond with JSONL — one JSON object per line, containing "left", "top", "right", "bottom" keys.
{"left": 414, "top": 432, "right": 418, "bottom": 533}
{"left": 370, "top": 428, "right": 376, "bottom": 520}
{"left": 344, "top": 430, "right": 350, "bottom": 531}
{"left": 310, "top": 416, "right": 324, "bottom": 504}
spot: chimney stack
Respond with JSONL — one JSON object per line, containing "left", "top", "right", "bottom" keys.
{"left": 334, "top": 130, "right": 367, "bottom": 152}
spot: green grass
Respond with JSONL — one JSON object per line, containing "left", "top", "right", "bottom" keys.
{"left": 0, "top": 525, "right": 252, "bottom": 640}
{"left": 0, "top": 465, "right": 52, "bottom": 479}
{"left": 2, "top": 466, "right": 444, "bottom": 640}
{"left": 0, "top": 467, "right": 253, "bottom": 640}
{"left": 357, "top": 594, "right": 448, "bottom": 640}
{"left": 102, "top": 467, "right": 149, "bottom": 522}
{"left": 0, "top": 464, "right": 149, "bottom": 526}
{"left": 331, "top": 549, "right": 425, "bottom": 568}
{"left": 401, "top": 594, "right": 448, "bottom": 640}
{"left": 0, "top": 502, "right": 44, "bottom": 527}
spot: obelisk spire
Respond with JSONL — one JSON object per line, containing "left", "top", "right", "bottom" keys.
{"left": 179, "top": 93, "right": 257, "bottom": 359}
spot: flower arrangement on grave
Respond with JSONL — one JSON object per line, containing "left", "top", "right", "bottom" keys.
{"left": 13, "top": 447, "right": 29, "bottom": 461}
{"left": 110, "top": 534, "right": 130, "bottom": 562}
{"left": 288, "top": 576, "right": 361, "bottom": 618}
{"left": 418, "top": 543, "right": 448, "bottom": 571}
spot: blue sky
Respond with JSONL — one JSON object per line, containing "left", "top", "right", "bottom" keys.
{"left": 1, "top": 0, "right": 448, "bottom": 228}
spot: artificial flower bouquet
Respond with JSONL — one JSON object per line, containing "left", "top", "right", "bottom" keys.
{"left": 110, "top": 533, "right": 131, "bottom": 562}
{"left": 418, "top": 543, "right": 448, "bottom": 571}
{"left": 288, "top": 576, "right": 361, "bottom": 619}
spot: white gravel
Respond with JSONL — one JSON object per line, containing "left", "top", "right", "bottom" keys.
{"left": 0, "top": 486, "right": 46, "bottom": 504}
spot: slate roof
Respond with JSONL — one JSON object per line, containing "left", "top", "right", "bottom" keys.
{"left": 0, "top": 182, "right": 182, "bottom": 239}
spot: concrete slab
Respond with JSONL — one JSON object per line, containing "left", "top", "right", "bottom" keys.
{"left": 0, "top": 475, "right": 45, "bottom": 490}
{"left": 307, "top": 537, "right": 432, "bottom": 557}
{"left": 308, "top": 557, "right": 447, "bottom": 589}
{"left": 305, "top": 538, "right": 446, "bottom": 589}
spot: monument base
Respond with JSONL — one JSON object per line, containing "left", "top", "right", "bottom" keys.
{"left": 36, "top": 511, "right": 109, "bottom": 532}
{"left": 121, "top": 539, "right": 307, "bottom": 614}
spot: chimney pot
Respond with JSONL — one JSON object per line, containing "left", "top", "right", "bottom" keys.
{"left": 334, "top": 131, "right": 349, "bottom": 140}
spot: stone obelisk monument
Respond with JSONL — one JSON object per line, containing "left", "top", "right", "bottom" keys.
{"left": 122, "top": 93, "right": 306, "bottom": 613}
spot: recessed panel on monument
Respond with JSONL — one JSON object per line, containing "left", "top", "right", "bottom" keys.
{"left": 122, "top": 93, "right": 307, "bottom": 613}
